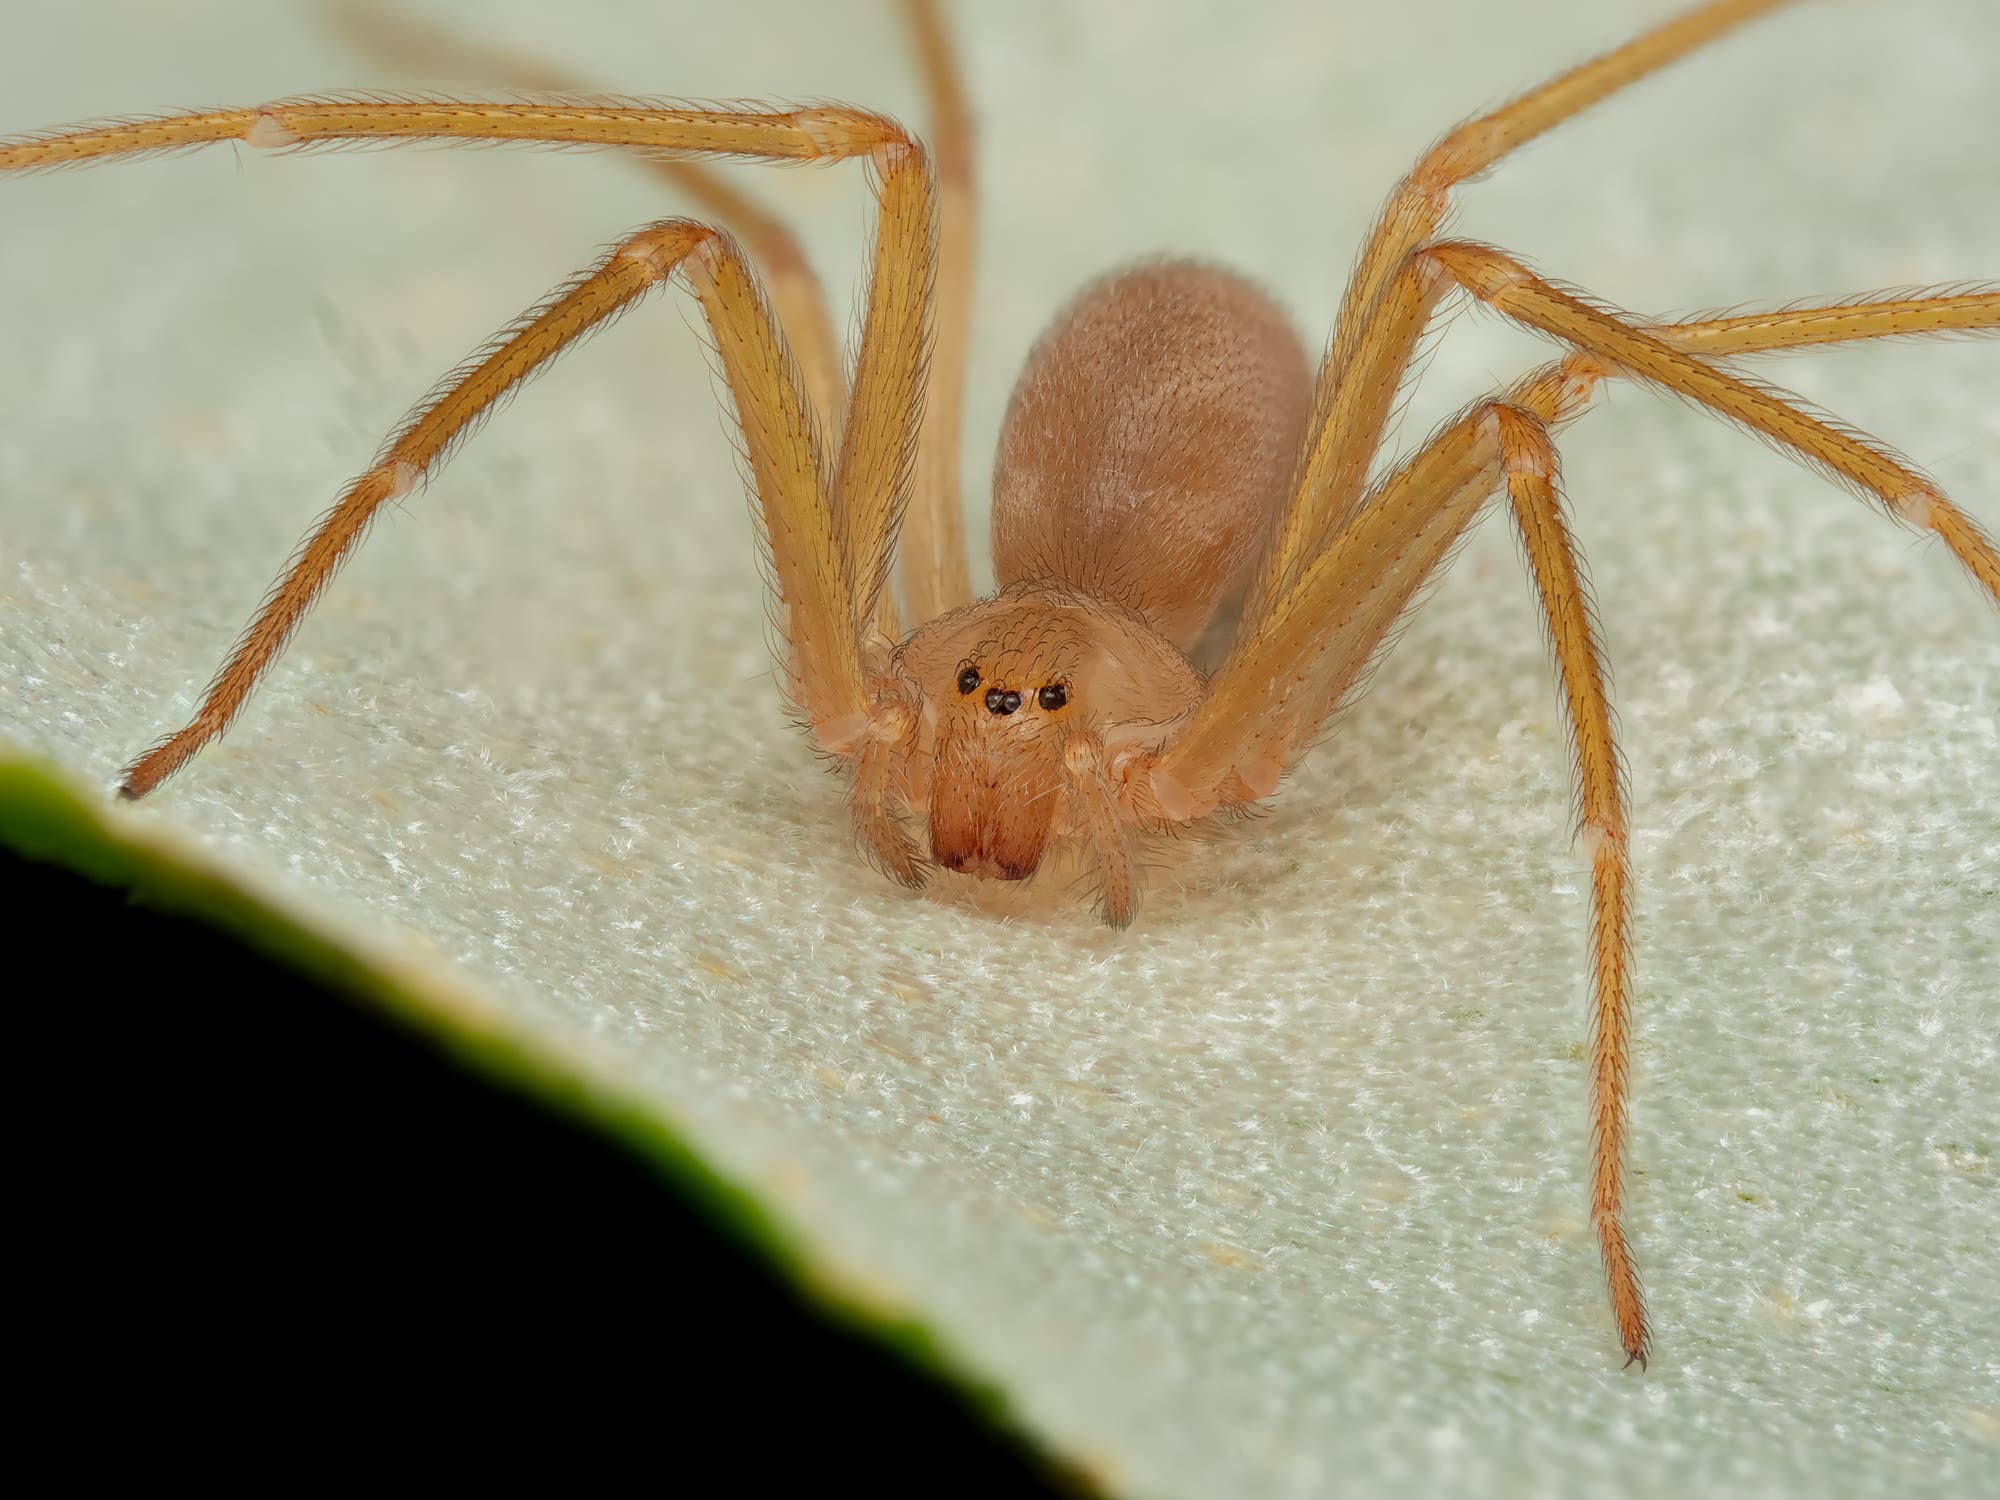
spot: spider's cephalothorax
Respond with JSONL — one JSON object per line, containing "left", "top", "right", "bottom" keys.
{"left": 856, "top": 261, "right": 1306, "bottom": 916}
{"left": 884, "top": 579, "right": 1202, "bottom": 888}
{"left": 12, "top": 0, "right": 1995, "bottom": 1369}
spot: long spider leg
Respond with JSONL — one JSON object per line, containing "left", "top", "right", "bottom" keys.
{"left": 110, "top": 219, "right": 857, "bottom": 799}
{"left": 1142, "top": 278, "right": 1994, "bottom": 1359}
{"left": 0, "top": 98, "right": 906, "bottom": 168}
{"left": 319, "top": 0, "right": 848, "bottom": 437}
{"left": 315, "top": 0, "right": 975, "bottom": 636}
{"left": 1492, "top": 406, "right": 1645, "bottom": 1369}
{"left": 1426, "top": 241, "right": 2000, "bottom": 604}
{"left": 687, "top": 230, "right": 868, "bottom": 743}
{"left": 1252, "top": 0, "right": 1797, "bottom": 616}
{"left": 1653, "top": 287, "right": 2000, "bottom": 356}
{"left": 1270, "top": 282, "right": 2000, "bottom": 745}
{"left": 835, "top": 138, "right": 937, "bottom": 645}
{"left": 894, "top": 0, "right": 978, "bottom": 626}
{"left": 1158, "top": 278, "right": 2000, "bottom": 811}
{"left": 2, "top": 100, "right": 940, "bottom": 796}
{"left": 1216, "top": 267, "right": 2000, "bottom": 614}
{"left": 317, "top": 0, "right": 967, "bottom": 649}
{"left": 1140, "top": 370, "right": 1587, "bottom": 819}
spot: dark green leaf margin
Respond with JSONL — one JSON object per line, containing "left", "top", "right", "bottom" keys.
{"left": 0, "top": 752, "right": 1102, "bottom": 1496}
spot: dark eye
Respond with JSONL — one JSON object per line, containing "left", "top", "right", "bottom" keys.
{"left": 956, "top": 666, "right": 980, "bottom": 695}
{"left": 1037, "top": 683, "right": 1067, "bottom": 711}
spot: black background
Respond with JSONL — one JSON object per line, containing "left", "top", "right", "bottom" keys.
{"left": 7, "top": 847, "right": 1084, "bottom": 1491}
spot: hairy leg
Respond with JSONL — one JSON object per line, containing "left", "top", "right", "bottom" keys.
{"left": 1426, "top": 243, "right": 2000, "bottom": 603}
{"left": 0, "top": 97, "right": 908, "bottom": 168}
{"left": 893, "top": 0, "right": 978, "bottom": 624}
{"left": 325, "top": 0, "right": 978, "bottom": 636}
{"left": 1156, "top": 280, "right": 2000, "bottom": 813}
{"left": 1140, "top": 283, "right": 1995, "bottom": 1358}
{"left": 320, "top": 0, "right": 975, "bottom": 644}
{"left": 1251, "top": 0, "right": 1799, "bottom": 618}
{"left": 320, "top": 0, "right": 849, "bottom": 432}
{"left": 1, "top": 100, "right": 939, "bottom": 790}
{"left": 1266, "top": 264, "right": 2000, "bottom": 748}
{"left": 837, "top": 138, "right": 936, "bottom": 643}
{"left": 1492, "top": 404, "right": 1644, "bottom": 1366}
{"left": 1654, "top": 287, "right": 2000, "bottom": 356}
{"left": 111, "top": 219, "right": 859, "bottom": 797}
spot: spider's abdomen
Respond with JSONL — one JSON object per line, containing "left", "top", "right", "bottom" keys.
{"left": 990, "top": 261, "right": 1310, "bottom": 652}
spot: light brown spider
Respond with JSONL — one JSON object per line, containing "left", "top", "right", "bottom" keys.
{"left": 5, "top": 0, "right": 1996, "bottom": 1369}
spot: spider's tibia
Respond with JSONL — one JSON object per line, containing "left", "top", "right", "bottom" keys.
{"left": 1235, "top": 753, "right": 1284, "bottom": 802}
{"left": 1890, "top": 485, "right": 1938, "bottom": 530}
{"left": 812, "top": 711, "right": 870, "bottom": 757}
{"left": 244, "top": 111, "right": 299, "bottom": 151}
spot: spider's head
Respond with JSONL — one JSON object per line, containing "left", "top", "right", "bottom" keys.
{"left": 888, "top": 581, "right": 1202, "bottom": 882}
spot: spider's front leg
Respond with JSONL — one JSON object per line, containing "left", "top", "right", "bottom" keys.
{"left": 1, "top": 100, "right": 939, "bottom": 810}
{"left": 322, "top": 0, "right": 982, "bottom": 644}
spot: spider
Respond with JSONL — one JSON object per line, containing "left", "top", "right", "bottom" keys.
{"left": 4, "top": 0, "right": 1995, "bottom": 1370}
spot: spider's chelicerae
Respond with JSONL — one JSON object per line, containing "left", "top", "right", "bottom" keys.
{"left": 6, "top": 0, "right": 1996, "bottom": 1367}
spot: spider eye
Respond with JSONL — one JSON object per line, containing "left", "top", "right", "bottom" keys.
{"left": 956, "top": 666, "right": 980, "bottom": 695}
{"left": 1036, "top": 683, "right": 1067, "bottom": 711}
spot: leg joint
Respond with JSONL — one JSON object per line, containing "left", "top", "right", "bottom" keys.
{"left": 1423, "top": 240, "right": 1529, "bottom": 302}
{"left": 787, "top": 106, "right": 909, "bottom": 161}
{"left": 245, "top": 110, "right": 300, "bottom": 150}
{"left": 616, "top": 220, "right": 716, "bottom": 280}
{"left": 1488, "top": 404, "right": 1556, "bottom": 478}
